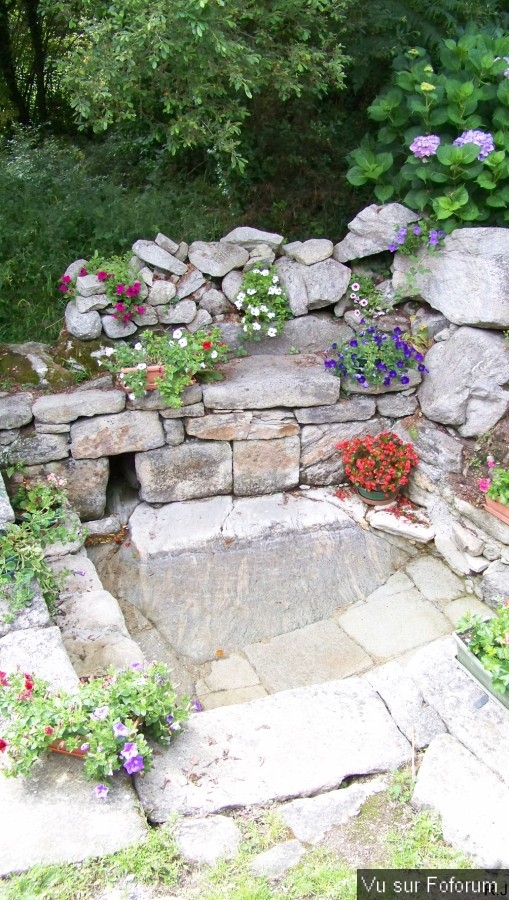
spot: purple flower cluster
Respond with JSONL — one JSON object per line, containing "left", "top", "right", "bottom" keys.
{"left": 409, "top": 135, "right": 440, "bottom": 158}
{"left": 120, "top": 741, "right": 144, "bottom": 774}
{"left": 324, "top": 326, "right": 429, "bottom": 389}
{"left": 452, "top": 130, "right": 495, "bottom": 161}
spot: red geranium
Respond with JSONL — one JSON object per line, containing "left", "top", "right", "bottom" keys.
{"left": 0, "top": 739, "right": 7, "bottom": 752}
{"left": 202, "top": 340, "right": 212, "bottom": 350}
{"left": 336, "top": 431, "right": 419, "bottom": 494}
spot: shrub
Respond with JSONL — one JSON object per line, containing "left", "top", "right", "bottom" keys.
{"left": 346, "top": 28, "right": 509, "bottom": 229}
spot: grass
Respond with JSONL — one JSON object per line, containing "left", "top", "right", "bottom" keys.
{"left": 1, "top": 768, "right": 472, "bottom": 900}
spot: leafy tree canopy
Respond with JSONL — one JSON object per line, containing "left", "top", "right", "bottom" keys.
{"left": 54, "top": 0, "right": 349, "bottom": 170}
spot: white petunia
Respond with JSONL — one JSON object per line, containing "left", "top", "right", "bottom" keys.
{"left": 250, "top": 307, "right": 260, "bottom": 316}
{"left": 252, "top": 322, "right": 261, "bottom": 330}
{"left": 273, "top": 287, "right": 282, "bottom": 295}
{"left": 267, "top": 327, "right": 277, "bottom": 337}
{"left": 261, "top": 269, "right": 269, "bottom": 276}
{"left": 243, "top": 324, "right": 248, "bottom": 332}
{"left": 234, "top": 299, "right": 243, "bottom": 309}
{"left": 200, "top": 362, "right": 206, "bottom": 368}
{"left": 173, "top": 329, "right": 183, "bottom": 339}
{"left": 267, "top": 311, "right": 276, "bottom": 319}
{"left": 178, "top": 338, "right": 188, "bottom": 348}
{"left": 260, "top": 305, "right": 268, "bottom": 313}
{"left": 247, "top": 288, "right": 257, "bottom": 295}
{"left": 237, "top": 292, "right": 246, "bottom": 301}
{"left": 137, "top": 362, "right": 147, "bottom": 370}
{"left": 134, "top": 343, "right": 142, "bottom": 351}
{"left": 104, "top": 346, "right": 116, "bottom": 356}
{"left": 128, "top": 393, "right": 135, "bottom": 401}
{"left": 272, "top": 275, "right": 279, "bottom": 283}
{"left": 211, "top": 350, "right": 218, "bottom": 359}
{"left": 252, "top": 269, "right": 261, "bottom": 275}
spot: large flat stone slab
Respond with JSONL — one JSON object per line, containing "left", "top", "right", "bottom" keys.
{"left": 337, "top": 590, "right": 451, "bottom": 659}
{"left": 405, "top": 637, "right": 509, "bottom": 787}
{"left": 202, "top": 354, "right": 340, "bottom": 409}
{"left": 0, "top": 627, "right": 78, "bottom": 690}
{"left": 70, "top": 411, "right": 165, "bottom": 459}
{"left": 279, "top": 777, "right": 387, "bottom": 844}
{"left": 135, "top": 441, "right": 232, "bottom": 502}
{"left": 134, "top": 679, "right": 411, "bottom": 819}
{"left": 102, "top": 492, "right": 408, "bottom": 661}
{"left": 412, "top": 733, "right": 509, "bottom": 866}
{"left": 32, "top": 389, "right": 125, "bottom": 424}
{"left": 0, "top": 756, "right": 148, "bottom": 876}
{"left": 405, "top": 556, "right": 465, "bottom": 602}
{"left": 244, "top": 619, "right": 372, "bottom": 692}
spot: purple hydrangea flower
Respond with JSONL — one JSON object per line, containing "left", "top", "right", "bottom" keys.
{"left": 112, "top": 722, "right": 129, "bottom": 738}
{"left": 452, "top": 130, "right": 495, "bottom": 161}
{"left": 409, "top": 135, "right": 440, "bottom": 158}
{"left": 123, "top": 755, "right": 145, "bottom": 775}
{"left": 95, "top": 784, "right": 109, "bottom": 799}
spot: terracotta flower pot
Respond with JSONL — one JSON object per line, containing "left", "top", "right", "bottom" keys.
{"left": 485, "top": 496, "right": 509, "bottom": 526}
{"left": 48, "top": 739, "right": 88, "bottom": 759}
{"left": 118, "top": 365, "right": 165, "bottom": 392}
{"left": 356, "top": 486, "right": 398, "bottom": 506}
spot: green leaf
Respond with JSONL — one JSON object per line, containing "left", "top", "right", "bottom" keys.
{"left": 476, "top": 173, "right": 497, "bottom": 190}
{"left": 374, "top": 184, "right": 394, "bottom": 203}
{"left": 436, "top": 143, "right": 479, "bottom": 167}
{"left": 346, "top": 166, "right": 369, "bottom": 186}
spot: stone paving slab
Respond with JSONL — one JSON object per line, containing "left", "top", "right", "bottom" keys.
{"left": 244, "top": 620, "right": 372, "bottom": 693}
{"left": 405, "top": 556, "right": 465, "bottom": 602}
{"left": 365, "top": 661, "right": 446, "bottom": 749}
{"left": 279, "top": 777, "right": 387, "bottom": 844}
{"left": 134, "top": 678, "right": 411, "bottom": 820}
{"left": 405, "top": 637, "right": 509, "bottom": 787}
{"left": 413, "top": 733, "right": 509, "bottom": 866}
{"left": 196, "top": 683, "right": 269, "bottom": 710}
{"left": 0, "top": 755, "right": 148, "bottom": 876}
{"left": 336, "top": 590, "right": 451, "bottom": 660}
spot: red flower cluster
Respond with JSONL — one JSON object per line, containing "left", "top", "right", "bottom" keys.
{"left": 336, "top": 431, "right": 419, "bottom": 494}
{"left": 0, "top": 671, "right": 35, "bottom": 752}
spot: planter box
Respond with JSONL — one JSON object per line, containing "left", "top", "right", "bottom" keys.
{"left": 454, "top": 631, "right": 509, "bottom": 713}
{"left": 485, "top": 496, "right": 509, "bottom": 526}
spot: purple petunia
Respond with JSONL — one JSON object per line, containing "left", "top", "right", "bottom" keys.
{"left": 112, "top": 721, "right": 129, "bottom": 738}
{"left": 409, "top": 134, "right": 440, "bottom": 158}
{"left": 95, "top": 783, "right": 109, "bottom": 799}
{"left": 123, "top": 755, "right": 145, "bottom": 775}
{"left": 120, "top": 741, "right": 139, "bottom": 761}
{"left": 91, "top": 706, "right": 109, "bottom": 721}
{"left": 453, "top": 130, "right": 495, "bottom": 161}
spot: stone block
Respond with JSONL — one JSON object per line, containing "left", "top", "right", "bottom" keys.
{"left": 233, "top": 436, "right": 300, "bottom": 495}
{"left": 135, "top": 442, "right": 232, "bottom": 502}
{"left": 0, "top": 392, "right": 33, "bottom": 429}
{"left": 71, "top": 411, "right": 165, "bottom": 459}
{"left": 132, "top": 239, "right": 187, "bottom": 275}
{"left": 188, "top": 241, "right": 249, "bottom": 277}
{"left": 3, "top": 431, "right": 70, "bottom": 466}
{"left": 32, "top": 389, "right": 125, "bottom": 424}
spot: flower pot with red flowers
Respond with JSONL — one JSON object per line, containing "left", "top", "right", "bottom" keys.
{"left": 0, "top": 662, "right": 195, "bottom": 798}
{"left": 336, "top": 430, "right": 419, "bottom": 503}
{"left": 94, "top": 327, "right": 230, "bottom": 407}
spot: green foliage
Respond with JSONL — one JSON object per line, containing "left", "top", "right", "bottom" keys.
{"left": 0, "top": 662, "right": 191, "bottom": 783}
{"left": 487, "top": 468, "right": 509, "bottom": 505}
{"left": 325, "top": 325, "right": 427, "bottom": 388}
{"left": 346, "top": 28, "right": 509, "bottom": 228}
{"left": 233, "top": 265, "right": 291, "bottom": 341}
{"left": 388, "top": 767, "right": 415, "bottom": 803}
{"left": 457, "top": 603, "right": 509, "bottom": 695}
{"left": 0, "top": 473, "right": 82, "bottom": 620}
{"left": 56, "top": 0, "right": 349, "bottom": 170}
{"left": 96, "top": 327, "right": 230, "bottom": 405}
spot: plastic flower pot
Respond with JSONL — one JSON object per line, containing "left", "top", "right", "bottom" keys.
{"left": 118, "top": 365, "right": 165, "bottom": 392}
{"left": 356, "top": 486, "right": 398, "bottom": 506}
{"left": 454, "top": 631, "right": 509, "bottom": 714}
{"left": 485, "top": 497, "right": 509, "bottom": 526}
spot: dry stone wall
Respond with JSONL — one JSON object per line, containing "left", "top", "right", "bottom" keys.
{"left": 1, "top": 203, "right": 509, "bottom": 605}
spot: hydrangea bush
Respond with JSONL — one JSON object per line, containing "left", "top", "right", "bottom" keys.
{"left": 346, "top": 29, "right": 509, "bottom": 228}
{"left": 234, "top": 265, "right": 291, "bottom": 340}
{"left": 325, "top": 324, "right": 428, "bottom": 388}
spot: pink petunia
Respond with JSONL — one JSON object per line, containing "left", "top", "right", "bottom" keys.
{"left": 478, "top": 477, "right": 491, "bottom": 492}
{"left": 97, "top": 270, "right": 108, "bottom": 281}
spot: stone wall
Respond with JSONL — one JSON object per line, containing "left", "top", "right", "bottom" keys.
{"left": 1, "top": 203, "right": 509, "bottom": 660}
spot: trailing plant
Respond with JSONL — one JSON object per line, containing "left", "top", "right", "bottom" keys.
{"left": 480, "top": 467, "right": 509, "bottom": 506}
{"left": 233, "top": 265, "right": 291, "bottom": 340}
{"left": 336, "top": 430, "right": 419, "bottom": 494}
{"left": 347, "top": 274, "right": 392, "bottom": 322}
{"left": 95, "top": 327, "right": 230, "bottom": 405}
{"left": 0, "top": 662, "right": 193, "bottom": 791}
{"left": 388, "top": 220, "right": 446, "bottom": 255}
{"left": 346, "top": 28, "right": 509, "bottom": 228}
{"left": 324, "top": 324, "right": 428, "bottom": 388}
{"left": 84, "top": 252, "right": 146, "bottom": 323}
{"left": 0, "top": 474, "right": 82, "bottom": 621}
{"left": 457, "top": 600, "right": 509, "bottom": 695}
